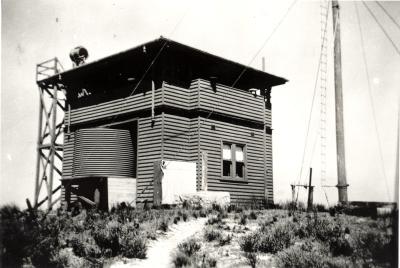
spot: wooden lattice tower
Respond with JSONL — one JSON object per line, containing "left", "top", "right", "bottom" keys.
{"left": 34, "top": 58, "right": 65, "bottom": 210}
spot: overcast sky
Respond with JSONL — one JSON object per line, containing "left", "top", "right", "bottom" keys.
{"left": 1, "top": 0, "right": 399, "bottom": 208}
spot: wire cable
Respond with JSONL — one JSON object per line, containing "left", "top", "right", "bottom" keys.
{"left": 355, "top": 2, "right": 392, "bottom": 201}
{"left": 231, "top": 0, "right": 298, "bottom": 88}
{"left": 295, "top": 1, "right": 331, "bottom": 204}
{"left": 374, "top": 1, "right": 400, "bottom": 32}
{"left": 362, "top": 1, "right": 400, "bottom": 56}
{"left": 168, "top": 0, "right": 299, "bottom": 163}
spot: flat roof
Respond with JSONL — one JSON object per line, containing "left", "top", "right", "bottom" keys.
{"left": 38, "top": 37, "right": 288, "bottom": 90}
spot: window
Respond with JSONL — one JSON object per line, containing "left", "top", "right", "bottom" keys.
{"left": 222, "top": 142, "right": 246, "bottom": 180}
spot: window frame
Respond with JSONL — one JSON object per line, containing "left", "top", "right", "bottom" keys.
{"left": 220, "top": 140, "right": 247, "bottom": 182}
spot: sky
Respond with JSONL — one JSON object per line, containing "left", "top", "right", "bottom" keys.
{"left": 1, "top": 0, "right": 399, "bottom": 208}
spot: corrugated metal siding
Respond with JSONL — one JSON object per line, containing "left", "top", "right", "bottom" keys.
{"left": 73, "top": 128, "right": 134, "bottom": 178}
{"left": 265, "top": 109, "right": 271, "bottom": 127}
{"left": 265, "top": 133, "right": 273, "bottom": 202}
{"left": 161, "top": 114, "right": 195, "bottom": 161}
{"left": 65, "top": 88, "right": 163, "bottom": 125}
{"left": 162, "top": 83, "right": 193, "bottom": 109}
{"left": 195, "top": 79, "right": 265, "bottom": 122}
{"left": 62, "top": 132, "right": 75, "bottom": 179}
{"left": 136, "top": 115, "right": 162, "bottom": 202}
{"left": 198, "top": 118, "right": 267, "bottom": 203}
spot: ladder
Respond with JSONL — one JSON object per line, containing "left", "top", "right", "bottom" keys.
{"left": 320, "top": 0, "right": 330, "bottom": 204}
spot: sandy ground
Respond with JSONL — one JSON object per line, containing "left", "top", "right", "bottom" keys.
{"left": 111, "top": 218, "right": 207, "bottom": 268}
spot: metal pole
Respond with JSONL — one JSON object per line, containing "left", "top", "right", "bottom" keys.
{"left": 332, "top": 0, "right": 348, "bottom": 204}
{"left": 262, "top": 57, "right": 265, "bottom": 72}
{"left": 307, "top": 168, "right": 313, "bottom": 211}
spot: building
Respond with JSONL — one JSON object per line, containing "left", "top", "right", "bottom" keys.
{"left": 38, "top": 37, "right": 287, "bottom": 209}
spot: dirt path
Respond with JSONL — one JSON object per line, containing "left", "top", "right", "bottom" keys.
{"left": 111, "top": 218, "right": 207, "bottom": 268}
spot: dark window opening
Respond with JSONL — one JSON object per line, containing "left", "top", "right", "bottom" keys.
{"left": 222, "top": 142, "right": 246, "bottom": 180}
{"left": 223, "top": 160, "right": 231, "bottom": 176}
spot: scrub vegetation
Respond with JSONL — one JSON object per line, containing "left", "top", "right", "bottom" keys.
{"left": 1, "top": 202, "right": 397, "bottom": 268}
{"left": 0, "top": 202, "right": 207, "bottom": 267}
{"left": 172, "top": 203, "right": 397, "bottom": 268}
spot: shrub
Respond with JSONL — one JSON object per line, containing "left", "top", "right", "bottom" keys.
{"left": 315, "top": 204, "right": 327, "bottom": 212}
{"left": 218, "top": 234, "right": 232, "bottom": 246}
{"left": 191, "top": 211, "right": 198, "bottom": 219}
{"left": 249, "top": 211, "right": 257, "bottom": 220}
{"left": 202, "top": 255, "right": 217, "bottom": 267}
{"left": 173, "top": 251, "right": 191, "bottom": 267}
{"left": 277, "top": 245, "right": 326, "bottom": 268}
{"left": 92, "top": 221, "right": 121, "bottom": 256}
{"left": 354, "top": 230, "right": 394, "bottom": 264}
{"left": 329, "top": 234, "right": 353, "bottom": 257}
{"left": 199, "top": 209, "right": 207, "bottom": 218}
{"left": 182, "top": 212, "right": 188, "bottom": 222}
{"left": 173, "top": 216, "right": 181, "bottom": 224}
{"left": 182, "top": 200, "right": 189, "bottom": 209}
{"left": 207, "top": 215, "right": 221, "bottom": 225}
{"left": 257, "top": 223, "right": 294, "bottom": 253}
{"left": 218, "top": 210, "right": 228, "bottom": 219}
{"left": 121, "top": 235, "right": 147, "bottom": 259}
{"left": 240, "top": 232, "right": 259, "bottom": 252}
{"left": 0, "top": 205, "right": 63, "bottom": 268}
{"left": 277, "top": 242, "right": 347, "bottom": 268}
{"left": 158, "top": 218, "right": 169, "bottom": 232}
{"left": 239, "top": 214, "right": 247, "bottom": 225}
{"left": 204, "top": 227, "right": 222, "bottom": 242}
{"left": 244, "top": 252, "right": 258, "bottom": 268}
{"left": 178, "top": 238, "right": 201, "bottom": 257}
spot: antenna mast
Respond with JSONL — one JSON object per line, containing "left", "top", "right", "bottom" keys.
{"left": 332, "top": 0, "right": 348, "bottom": 203}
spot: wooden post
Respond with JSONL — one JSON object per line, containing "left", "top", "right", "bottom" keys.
{"left": 291, "top": 184, "right": 296, "bottom": 204}
{"left": 307, "top": 168, "right": 314, "bottom": 212}
{"left": 201, "top": 151, "right": 208, "bottom": 191}
{"left": 34, "top": 87, "right": 43, "bottom": 206}
{"left": 47, "top": 85, "right": 58, "bottom": 210}
{"left": 395, "top": 104, "right": 399, "bottom": 208}
{"left": 332, "top": 0, "right": 348, "bottom": 204}
{"left": 153, "top": 160, "right": 163, "bottom": 207}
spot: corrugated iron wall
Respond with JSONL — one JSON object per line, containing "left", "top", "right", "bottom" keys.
{"left": 72, "top": 128, "right": 134, "bottom": 178}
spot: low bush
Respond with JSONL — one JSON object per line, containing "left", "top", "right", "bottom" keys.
{"left": 202, "top": 255, "right": 217, "bottom": 267}
{"left": 172, "top": 251, "right": 191, "bottom": 267}
{"left": 248, "top": 211, "right": 258, "bottom": 220}
{"left": 257, "top": 222, "right": 295, "bottom": 253}
{"left": 244, "top": 252, "right": 258, "bottom": 268}
{"left": 121, "top": 235, "right": 147, "bottom": 259}
{"left": 173, "top": 216, "right": 181, "bottom": 224}
{"left": 276, "top": 241, "right": 349, "bottom": 268}
{"left": 207, "top": 215, "right": 221, "bottom": 225}
{"left": 218, "top": 234, "right": 232, "bottom": 246}
{"left": 192, "top": 211, "right": 198, "bottom": 219}
{"left": 158, "top": 217, "right": 169, "bottom": 232}
{"left": 240, "top": 232, "right": 259, "bottom": 252}
{"left": 178, "top": 238, "right": 201, "bottom": 257}
{"left": 199, "top": 209, "right": 207, "bottom": 218}
{"left": 182, "top": 212, "right": 188, "bottom": 222}
{"left": 239, "top": 214, "right": 247, "bottom": 225}
{"left": 204, "top": 227, "right": 222, "bottom": 242}
{"left": 211, "top": 203, "right": 223, "bottom": 212}
{"left": 353, "top": 229, "right": 395, "bottom": 265}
